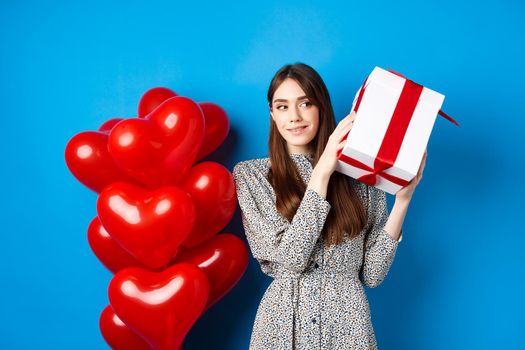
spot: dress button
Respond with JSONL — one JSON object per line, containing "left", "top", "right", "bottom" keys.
{"left": 312, "top": 318, "right": 317, "bottom": 324}
{"left": 314, "top": 262, "right": 319, "bottom": 269}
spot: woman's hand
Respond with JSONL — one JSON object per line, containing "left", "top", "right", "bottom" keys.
{"left": 395, "top": 149, "right": 427, "bottom": 203}
{"left": 316, "top": 110, "right": 356, "bottom": 177}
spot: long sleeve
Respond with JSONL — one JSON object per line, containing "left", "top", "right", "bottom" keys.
{"left": 233, "top": 162, "right": 331, "bottom": 274}
{"left": 359, "top": 185, "right": 401, "bottom": 288}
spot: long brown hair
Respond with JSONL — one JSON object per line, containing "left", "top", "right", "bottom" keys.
{"left": 267, "top": 62, "right": 368, "bottom": 247}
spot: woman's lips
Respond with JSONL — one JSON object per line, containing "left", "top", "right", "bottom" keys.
{"left": 287, "top": 125, "right": 308, "bottom": 135}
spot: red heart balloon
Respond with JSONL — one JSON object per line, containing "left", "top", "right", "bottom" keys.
{"left": 138, "top": 87, "right": 177, "bottom": 118}
{"left": 196, "top": 102, "right": 230, "bottom": 161}
{"left": 99, "top": 305, "right": 152, "bottom": 350}
{"left": 181, "top": 162, "right": 236, "bottom": 248}
{"left": 137, "top": 91, "right": 229, "bottom": 162}
{"left": 87, "top": 216, "right": 148, "bottom": 274}
{"left": 109, "top": 263, "right": 209, "bottom": 350}
{"left": 108, "top": 96, "right": 205, "bottom": 189}
{"left": 99, "top": 118, "right": 125, "bottom": 132}
{"left": 171, "top": 233, "right": 248, "bottom": 313}
{"left": 65, "top": 118, "right": 138, "bottom": 193}
{"left": 97, "top": 182, "right": 195, "bottom": 269}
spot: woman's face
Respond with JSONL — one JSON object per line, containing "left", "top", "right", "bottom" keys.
{"left": 270, "top": 78, "right": 320, "bottom": 154}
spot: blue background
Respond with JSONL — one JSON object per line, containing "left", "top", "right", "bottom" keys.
{"left": 1, "top": 0, "right": 524, "bottom": 349}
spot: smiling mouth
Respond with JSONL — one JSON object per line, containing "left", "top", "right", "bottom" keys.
{"left": 287, "top": 125, "right": 308, "bottom": 135}
{"left": 287, "top": 126, "right": 308, "bottom": 131}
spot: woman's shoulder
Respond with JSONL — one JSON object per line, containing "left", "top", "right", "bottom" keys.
{"left": 232, "top": 156, "right": 271, "bottom": 177}
{"left": 232, "top": 156, "right": 276, "bottom": 206}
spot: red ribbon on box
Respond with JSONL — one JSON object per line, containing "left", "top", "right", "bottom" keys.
{"left": 337, "top": 69, "right": 460, "bottom": 187}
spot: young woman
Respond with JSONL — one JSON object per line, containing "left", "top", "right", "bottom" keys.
{"left": 232, "top": 63, "right": 426, "bottom": 350}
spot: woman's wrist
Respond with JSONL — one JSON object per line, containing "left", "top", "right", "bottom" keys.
{"left": 394, "top": 194, "right": 412, "bottom": 207}
{"left": 307, "top": 167, "right": 331, "bottom": 199}
{"left": 384, "top": 196, "right": 410, "bottom": 241}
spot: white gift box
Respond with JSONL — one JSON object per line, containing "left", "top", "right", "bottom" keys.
{"left": 336, "top": 66, "right": 458, "bottom": 195}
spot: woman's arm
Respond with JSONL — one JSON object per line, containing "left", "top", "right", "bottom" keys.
{"left": 233, "top": 162, "right": 331, "bottom": 274}
{"left": 306, "top": 166, "right": 331, "bottom": 199}
{"left": 383, "top": 198, "right": 408, "bottom": 242}
{"left": 359, "top": 150, "right": 427, "bottom": 287}
{"left": 384, "top": 149, "right": 428, "bottom": 241}
{"left": 359, "top": 186, "right": 400, "bottom": 288}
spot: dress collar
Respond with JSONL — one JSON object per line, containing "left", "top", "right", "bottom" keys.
{"left": 289, "top": 153, "right": 314, "bottom": 159}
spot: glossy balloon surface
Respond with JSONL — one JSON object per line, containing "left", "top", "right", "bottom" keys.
{"left": 138, "top": 87, "right": 177, "bottom": 118}
{"left": 97, "top": 182, "right": 195, "bottom": 269}
{"left": 171, "top": 233, "right": 248, "bottom": 312}
{"left": 182, "top": 161, "right": 236, "bottom": 248}
{"left": 108, "top": 96, "right": 205, "bottom": 188}
{"left": 100, "top": 305, "right": 152, "bottom": 350}
{"left": 87, "top": 216, "right": 148, "bottom": 273}
{"left": 65, "top": 117, "right": 138, "bottom": 193}
{"left": 196, "top": 102, "right": 230, "bottom": 160}
{"left": 109, "top": 263, "right": 209, "bottom": 350}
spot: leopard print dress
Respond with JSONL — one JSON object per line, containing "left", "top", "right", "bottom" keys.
{"left": 232, "top": 153, "right": 402, "bottom": 350}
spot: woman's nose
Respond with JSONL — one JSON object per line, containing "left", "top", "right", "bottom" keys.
{"left": 289, "top": 107, "right": 302, "bottom": 122}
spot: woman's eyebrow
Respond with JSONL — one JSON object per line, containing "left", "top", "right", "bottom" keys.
{"left": 273, "top": 95, "right": 308, "bottom": 103}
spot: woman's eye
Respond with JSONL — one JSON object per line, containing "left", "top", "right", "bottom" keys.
{"left": 276, "top": 101, "right": 310, "bottom": 110}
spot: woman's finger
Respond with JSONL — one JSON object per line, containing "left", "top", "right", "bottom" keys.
{"left": 339, "top": 112, "right": 356, "bottom": 126}
{"left": 341, "top": 121, "right": 354, "bottom": 133}
{"left": 333, "top": 113, "right": 356, "bottom": 140}
{"left": 347, "top": 111, "right": 356, "bottom": 122}
{"left": 337, "top": 117, "right": 351, "bottom": 129}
